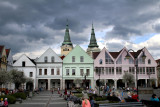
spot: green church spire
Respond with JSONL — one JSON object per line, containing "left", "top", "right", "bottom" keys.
{"left": 88, "top": 24, "right": 99, "bottom": 48}
{"left": 62, "top": 22, "right": 73, "bottom": 46}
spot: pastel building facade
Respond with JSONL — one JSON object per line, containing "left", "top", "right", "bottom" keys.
{"left": 94, "top": 47, "right": 158, "bottom": 89}
{"left": 63, "top": 45, "right": 95, "bottom": 89}
{"left": 35, "top": 48, "right": 63, "bottom": 90}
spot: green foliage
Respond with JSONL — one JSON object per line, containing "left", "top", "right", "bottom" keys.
{"left": 74, "top": 93, "right": 83, "bottom": 98}
{"left": 0, "top": 95, "right": 16, "bottom": 104}
{"left": 122, "top": 72, "right": 135, "bottom": 86}
{"left": 12, "top": 92, "right": 27, "bottom": 100}
{"left": 0, "top": 70, "right": 9, "bottom": 85}
{"left": 9, "top": 69, "right": 27, "bottom": 89}
{"left": 94, "top": 96, "right": 107, "bottom": 101}
{"left": 76, "top": 88, "right": 83, "bottom": 93}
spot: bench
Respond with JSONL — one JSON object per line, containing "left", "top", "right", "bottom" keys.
{"left": 95, "top": 102, "right": 143, "bottom": 107}
{"left": 141, "top": 100, "right": 160, "bottom": 107}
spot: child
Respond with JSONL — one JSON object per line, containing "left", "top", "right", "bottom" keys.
{"left": 0, "top": 98, "right": 4, "bottom": 106}
{"left": 4, "top": 98, "right": 8, "bottom": 107}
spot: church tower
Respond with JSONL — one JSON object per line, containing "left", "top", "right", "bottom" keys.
{"left": 61, "top": 23, "right": 73, "bottom": 56}
{"left": 87, "top": 24, "right": 100, "bottom": 57}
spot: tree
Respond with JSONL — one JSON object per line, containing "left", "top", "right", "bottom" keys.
{"left": 122, "top": 72, "right": 135, "bottom": 87}
{"left": 9, "top": 69, "right": 26, "bottom": 89}
{"left": 0, "top": 70, "right": 9, "bottom": 88}
{"left": 73, "top": 78, "right": 82, "bottom": 88}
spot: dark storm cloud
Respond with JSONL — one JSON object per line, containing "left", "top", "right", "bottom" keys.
{"left": 0, "top": 0, "right": 160, "bottom": 55}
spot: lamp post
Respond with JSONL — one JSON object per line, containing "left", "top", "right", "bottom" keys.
{"left": 125, "top": 49, "right": 146, "bottom": 98}
{"left": 147, "top": 70, "right": 151, "bottom": 87}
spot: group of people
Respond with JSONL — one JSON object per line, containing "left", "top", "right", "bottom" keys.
{"left": 0, "top": 98, "right": 8, "bottom": 107}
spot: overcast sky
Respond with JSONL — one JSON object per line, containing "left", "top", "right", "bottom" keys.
{"left": 0, "top": 0, "right": 160, "bottom": 60}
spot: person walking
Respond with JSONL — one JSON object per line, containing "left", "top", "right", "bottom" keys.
{"left": 89, "top": 96, "right": 94, "bottom": 107}
{"left": 4, "top": 98, "right": 8, "bottom": 107}
{"left": 82, "top": 94, "right": 91, "bottom": 107}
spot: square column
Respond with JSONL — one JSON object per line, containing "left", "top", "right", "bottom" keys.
{"left": 36, "top": 79, "right": 38, "bottom": 89}
{"left": 48, "top": 79, "right": 51, "bottom": 90}
{"left": 60, "top": 79, "right": 63, "bottom": 90}
{"left": 63, "top": 80, "right": 65, "bottom": 90}
{"left": 114, "top": 80, "right": 117, "bottom": 89}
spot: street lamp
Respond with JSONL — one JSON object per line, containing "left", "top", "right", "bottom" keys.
{"left": 125, "top": 49, "right": 146, "bottom": 98}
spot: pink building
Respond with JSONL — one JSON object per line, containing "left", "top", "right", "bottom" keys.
{"left": 94, "top": 47, "right": 157, "bottom": 89}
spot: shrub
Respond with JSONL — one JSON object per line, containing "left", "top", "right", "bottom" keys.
{"left": 0, "top": 95, "right": 16, "bottom": 104}
{"left": 12, "top": 92, "right": 27, "bottom": 100}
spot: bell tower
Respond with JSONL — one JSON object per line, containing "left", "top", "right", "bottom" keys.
{"left": 87, "top": 24, "right": 100, "bottom": 57}
{"left": 61, "top": 23, "right": 73, "bottom": 56}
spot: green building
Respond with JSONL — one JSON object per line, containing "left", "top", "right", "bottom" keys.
{"left": 62, "top": 45, "right": 94, "bottom": 89}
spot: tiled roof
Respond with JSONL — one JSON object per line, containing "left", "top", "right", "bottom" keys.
{"left": 60, "top": 55, "right": 65, "bottom": 60}
{"left": 5, "top": 49, "right": 10, "bottom": 58}
{"left": 109, "top": 52, "right": 120, "bottom": 59}
{"left": 0, "top": 45, "right": 4, "bottom": 58}
{"left": 92, "top": 52, "right": 100, "bottom": 59}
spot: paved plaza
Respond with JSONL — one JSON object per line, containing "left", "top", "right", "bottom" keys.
{"left": 9, "top": 91, "right": 67, "bottom": 107}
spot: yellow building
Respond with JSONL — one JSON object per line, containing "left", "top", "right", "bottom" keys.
{"left": 0, "top": 45, "right": 7, "bottom": 71}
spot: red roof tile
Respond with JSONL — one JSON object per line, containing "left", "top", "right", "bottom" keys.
{"left": 60, "top": 55, "right": 65, "bottom": 60}
{"left": 109, "top": 52, "right": 120, "bottom": 59}
{"left": 5, "top": 49, "right": 10, "bottom": 58}
{"left": 92, "top": 52, "right": 100, "bottom": 59}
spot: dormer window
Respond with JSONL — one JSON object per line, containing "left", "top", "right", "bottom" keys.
{"left": 99, "top": 59, "right": 103, "bottom": 64}
{"left": 148, "top": 59, "right": 151, "bottom": 64}
{"left": 44, "top": 56, "right": 48, "bottom": 63}
{"left": 22, "top": 61, "right": 25, "bottom": 67}
{"left": 51, "top": 56, "right": 54, "bottom": 63}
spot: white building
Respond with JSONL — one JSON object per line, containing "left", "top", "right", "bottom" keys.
{"left": 13, "top": 54, "right": 36, "bottom": 90}
{"left": 35, "top": 48, "right": 63, "bottom": 90}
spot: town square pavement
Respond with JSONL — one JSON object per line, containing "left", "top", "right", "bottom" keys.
{"left": 9, "top": 91, "right": 67, "bottom": 107}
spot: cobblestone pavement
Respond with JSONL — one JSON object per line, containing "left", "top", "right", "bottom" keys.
{"left": 9, "top": 91, "right": 67, "bottom": 107}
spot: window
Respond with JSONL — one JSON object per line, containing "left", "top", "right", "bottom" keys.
{"left": 129, "top": 67, "right": 135, "bottom": 74}
{"left": 148, "top": 59, "right": 151, "bottom": 64}
{"left": 129, "top": 58, "right": 134, "bottom": 64}
{"left": 116, "top": 55, "right": 122, "bottom": 64}
{"left": 105, "top": 67, "right": 114, "bottom": 75}
{"left": 51, "top": 56, "right": 54, "bottom": 63}
{"left": 147, "top": 67, "right": 155, "bottom": 74}
{"left": 138, "top": 54, "right": 145, "bottom": 64}
{"left": 80, "top": 56, "right": 84, "bottom": 62}
{"left": 44, "top": 69, "right": 47, "bottom": 75}
{"left": 80, "top": 69, "right": 84, "bottom": 76}
{"left": 86, "top": 69, "right": 90, "bottom": 76}
{"left": 57, "top": 68, "right": 60, "bottom": 75}
{"left": 72, "top": 69, "right": 75, "bottom": 75}
{"left": 105, "top": 52, "right": 114, "bottom": 64}
{"left": 66, "top": 69, "right": 69, "bottom": 75}
{"left": 44, "top": 56, "right": 48, "bottom": 63}
{"left": 22, "top": 61, "right": 25, "bottom": 67}
{"left": 116, "top": 67, "right": 122, "bottom": 74}
{"left": 51, "top": 69, "right": 54, "bottom": 75}
{"left": 99, "top": 59, "right": 103, "bottom": 64}
{"left": 72, "top": 56, "right": 75, "bottom": 62}
{"left": 29, "top": 72, "right": 33, "bottom": 77}
{"left": 39, "top": 69, "right": 42, "bottom": 75}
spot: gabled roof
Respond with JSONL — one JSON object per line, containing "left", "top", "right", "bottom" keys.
{"left": 92, "top": 52, "right": 100, "bottom": 59}
{"left": 5, "top": 49, "right": 10, "bottom": 58}
{"left": 27, "top": 57, "right": 36, "bottom": 65}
